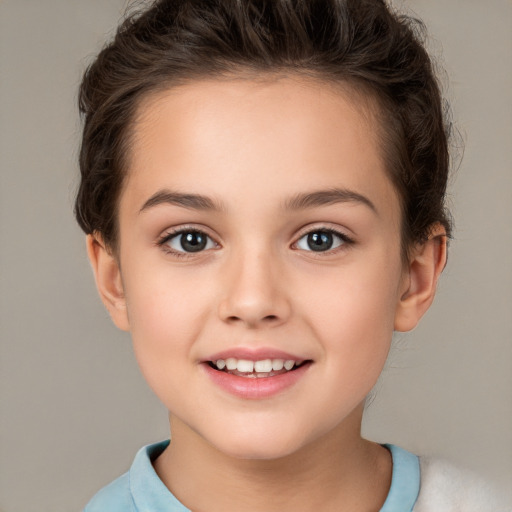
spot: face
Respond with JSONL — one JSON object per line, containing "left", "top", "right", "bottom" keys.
{"left": 109, "top": 77, "right": 409, "bottom": 459}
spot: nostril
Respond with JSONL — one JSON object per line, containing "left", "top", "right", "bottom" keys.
{"left": 224, "top": 314, "right": 279, "bottom": 325}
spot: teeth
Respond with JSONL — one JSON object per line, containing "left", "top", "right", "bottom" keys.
{"left": 271, "top": 359, "right": 284, "bottom": 371}
{"left": 284, "top": 360, "right": 295, "bottom": 370}
{"left": 254, "top": 359, "right": 272, "bottom": 372}
{"left": 237, "top": 359, "right": 254, "bottom": 373}
{"left": 213, "top": 358, "right": 299, "bottom": 373}
{"left": 225, "top": 358, "right": 237, "bottom": 370}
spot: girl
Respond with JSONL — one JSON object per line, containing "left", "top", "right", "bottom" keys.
{"left": 76, "top": 0, "right": 509, "bottom": 510}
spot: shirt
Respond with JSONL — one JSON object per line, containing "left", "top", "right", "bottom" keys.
{"left": 84, "top": 440, "right": 420, "bottom": 511}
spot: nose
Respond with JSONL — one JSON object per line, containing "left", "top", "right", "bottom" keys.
{"left": 217, "top": 249, "right": 291, "bottom": 329}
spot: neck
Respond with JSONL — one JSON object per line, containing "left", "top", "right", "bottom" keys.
{"left": 153, "top": 405, "right": 392, "bottom": 512}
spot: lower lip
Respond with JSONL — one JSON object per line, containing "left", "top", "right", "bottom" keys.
{"left": 202, "top": 362, "right": 311, "bottom": 400}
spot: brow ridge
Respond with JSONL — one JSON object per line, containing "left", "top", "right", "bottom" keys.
{"left": 284, "top": 188, "right": 377, "bottom": 213}
{"left": 139, "top": 189, "right": 223, "bottom": 213}
{"left": 139, "top": 187, "right": 376, "bottom": 215}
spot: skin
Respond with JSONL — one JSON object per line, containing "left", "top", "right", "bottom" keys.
{"left": 88, "top": 76, "right": 446, "bottom": 511}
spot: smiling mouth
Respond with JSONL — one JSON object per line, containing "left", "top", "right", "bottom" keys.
{"left": 207, "top": 358, "right": 309, "bottom": 378}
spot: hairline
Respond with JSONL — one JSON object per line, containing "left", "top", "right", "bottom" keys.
{"left": 108, "top": 69, "right": 410, "bottom": 262}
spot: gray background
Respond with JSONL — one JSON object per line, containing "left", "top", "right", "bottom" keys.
{"left": 1, "top": 1, "right": 511, "bottom": 511}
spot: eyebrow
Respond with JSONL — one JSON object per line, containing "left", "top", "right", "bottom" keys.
{"left": 139, "top": 189, "right": 224, "bottom": 213}
{"left": 139, "top": 187, "right": 377, "bottom": 215}
{"left": 284, "top": 188, "right": 377, "bottom": 214}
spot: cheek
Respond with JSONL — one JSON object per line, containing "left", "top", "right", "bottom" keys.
{"left": 124, "top": 258, "right": 207, "bottom": 331}
{"left": 302, "top": 272, "right": 399, "bottom": 424}
{"left": 121, "top": 267, "right": 208, "bottom": 382}
{"left": 302, "top": 252, "right": 402, "bottom": 367}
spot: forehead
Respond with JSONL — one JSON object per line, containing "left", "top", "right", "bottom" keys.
{"left": 133, "top": 75, "right": 381, "bottom": 156}
{"left": 121, "top": 76, "right": 399, "bottom": 221}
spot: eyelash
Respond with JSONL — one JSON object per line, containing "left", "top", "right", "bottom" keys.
{"left": 156, "top": 226, "right": 218, "bottom": 258}
{"left": 293, "top": 227, "right": 354, "bottom": 255}
{"left": 156, "top": 226, "right": 354, "bottom": 258}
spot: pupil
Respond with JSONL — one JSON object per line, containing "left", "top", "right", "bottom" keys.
{"left": 181, "top": 232, "right": 207, "bottom": 252}
{"left": 307, "top": 232, "right": 333, "bottom": 252}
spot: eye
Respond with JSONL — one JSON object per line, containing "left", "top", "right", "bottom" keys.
{"left": 162, "top": 230, "right": 216, "bottom": 253}
{"left": 295, "top": 229, "right": 349, "bottom": 252}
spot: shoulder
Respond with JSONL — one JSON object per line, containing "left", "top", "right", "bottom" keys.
{"left": 82, "top": 440, "right": 172, "bottom": 512}
{"left": 83, "top": 472, "right": 135, "bottom": 512}
{"left": 413, "top": 457, "right": 511, "bottom": 512}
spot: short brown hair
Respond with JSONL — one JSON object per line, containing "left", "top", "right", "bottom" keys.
{"left": 75, "top": 0, "right": 453, "bottom": 254}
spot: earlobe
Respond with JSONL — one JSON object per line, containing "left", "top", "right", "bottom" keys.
{"left": 394, "top": 225, "right": 448, "bottom": 332}
{"left": 86, "top": 234, "right": 130, "bottom": 331}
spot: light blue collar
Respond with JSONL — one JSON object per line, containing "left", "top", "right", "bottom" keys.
{"left": 130, "top": 440, "right": 188, "bottom": 511}
{"left": 129, "top": 441, "right": 420, "bottom": 511}
{"left": 379, "top": 444, "right": 421, "bottom": 512}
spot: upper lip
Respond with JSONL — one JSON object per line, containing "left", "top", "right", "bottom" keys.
{"left": 204, "top": 347, "right": 308, "bottom": 363}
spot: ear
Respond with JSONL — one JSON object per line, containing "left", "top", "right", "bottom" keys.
{"left": 86, "top": 234, "right": 130, "bottom": 331}
{"left": 394, "top": 224, "right": 448, "bottom": 332}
